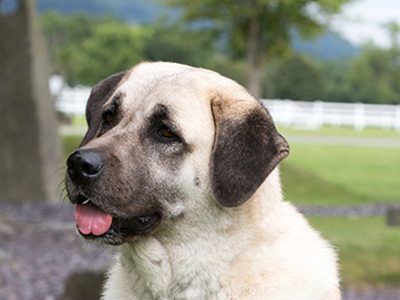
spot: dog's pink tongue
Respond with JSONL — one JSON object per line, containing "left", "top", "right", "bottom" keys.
{"left": 74, "top": 203, "right": 113, "bottom": 236}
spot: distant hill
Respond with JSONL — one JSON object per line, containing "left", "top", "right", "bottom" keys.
{"left": 36, "top": 0, "right": 170, "bottom": 24}
{"left": 35, "top": 0, "right": 359, "bottom": 59}
{"left": 291, "top": 30, "right": 359, "bottom": 59}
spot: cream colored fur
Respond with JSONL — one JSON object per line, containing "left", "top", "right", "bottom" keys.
{"left": 93, "top": 62, "right": 341, "bottom": 300}
{"left": 102, "top": 170, "right": 340, "bottom": 300}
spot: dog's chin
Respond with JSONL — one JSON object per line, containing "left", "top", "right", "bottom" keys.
{"left": 78, "top": 212, "right": 162, "bottom": 246}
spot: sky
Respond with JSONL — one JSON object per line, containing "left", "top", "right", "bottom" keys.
{"left": 332, "top": 0, "right": 400, "bottom": 47}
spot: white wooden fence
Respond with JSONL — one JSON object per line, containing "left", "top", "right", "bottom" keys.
{"left": 54, "top": 86, "right": 92, "bottom": 115}
{"left": 262, "top": 99, "right": 400, "bottom": 131}
{"left": 53, "top": 86, "right": 400, "bottom": 131}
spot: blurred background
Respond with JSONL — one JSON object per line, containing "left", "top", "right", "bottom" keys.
{"left": 1, "top": 0, "right": 400, "bottom": 299}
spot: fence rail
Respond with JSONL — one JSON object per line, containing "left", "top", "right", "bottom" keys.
{"left": 54, "top": 87, "right": 92, "bottom": 115}
{"left": 262, "top": 99, "right": 400, "bottom": 131}
{"left": 53, "top": 87, "right": 400, "bottom": 131}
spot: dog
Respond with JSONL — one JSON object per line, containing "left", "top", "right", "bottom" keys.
{"left": 65, "top": 62, "right": 340, "bottom": 300}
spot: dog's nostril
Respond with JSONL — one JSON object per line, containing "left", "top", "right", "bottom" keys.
{"left": 67, "top": 150, "right": 104, "bottom": 182}
{"left": 81, "top": 155, "right": 103, "bottom": 176}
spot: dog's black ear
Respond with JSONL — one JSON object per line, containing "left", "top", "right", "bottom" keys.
{"left": 211, "top": 96, "right": 289, "bottom": 207}
{"left": 79, "top": 71, "right": 127, "bottom": 147}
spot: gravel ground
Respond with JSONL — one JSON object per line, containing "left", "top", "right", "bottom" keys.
{"left": 0, "top": 203, "right": 114, "bottom": 300}
{"left": 0, "top": 202, "right": 399, "bottom": 300}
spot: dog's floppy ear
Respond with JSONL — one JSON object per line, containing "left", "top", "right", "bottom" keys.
{"left": 211, "top": 93, "right": 289, "bottom": 207}
{"left": 79, "top": 71, "right": 127, "bottom": 147}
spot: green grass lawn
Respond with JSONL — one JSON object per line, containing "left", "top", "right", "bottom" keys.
{"left": 278, "top": 125, "right": 400, "bottom": 206}
{"left": 310, "top": 216, "right": 400, "bottom": 289}
{"left": 280, "top": 144, "right": 400, "bottom": 206}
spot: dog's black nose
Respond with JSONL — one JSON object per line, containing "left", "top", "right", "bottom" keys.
{"left": 67, "top": 150, "right": 104, "bottom": 182}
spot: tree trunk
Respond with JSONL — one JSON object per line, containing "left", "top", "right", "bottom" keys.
{"left": 0, "top": 0, "right": 62, "bottom": 203}
{"left": 246, "top": 1, "right": 263, "bottom": 99}
{"left": 247, "top": 55, "right": 263, "bottom": 99}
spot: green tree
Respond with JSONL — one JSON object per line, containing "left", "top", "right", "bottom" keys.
{"left": 60, "top": 23, "right": 148, "bottom": 86}
{"left": 162, "top": 0, "right": 353, "bottom": 98}
{"left": 346, "top": 22, "right": 400, "bottom": 104}
{"left": 347, "top": 45, "right": 394, "bottom": 103}
{"left": 205, "top": 55, "right": 248, "bottom": 87}
{"left": 40, "top": 12, "right": 120, "bottom": 74}
{"left": 144, "top": 21, "right": 214, "bottom": 67}
{"left": 40, "top": 13, "right": 222, "bottom": 86}
{"left": 272, "top": 54, "right": 326, "bottom": 101}
{"left": 318, "top": 58, "right": 352, "bottom": 103}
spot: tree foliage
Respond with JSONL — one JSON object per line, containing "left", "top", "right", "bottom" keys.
{"left": 338, "top": 22, "right": 400, "bottom": 104}
{"left": 41, "top": 13, "right": 215, "bottom": 86}
{"left": 41, "top": 12, "right": 121, "bottom": 74}
{"left": 40, "top": 12, "right": 400, "bottom": 104}
{"left": 162, "top": 0, "right": 354, "bottom": 97}
{"left": 319, "top": 58, "right": 352, "bottom": 103}
{"left": 273, "top": 54, "right": 326, "bottom": 101}
{"left": 143, "top": 21, "right": 214, "bottom": 67}
{"left": 346, "top": 45, "right": 400, "bottom": 104}
{"left": 60, "top": 23, "right": 148, "bottom": 86}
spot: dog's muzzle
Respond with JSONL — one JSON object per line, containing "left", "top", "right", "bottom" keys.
{"left": 66, "top": 149, "right": 162, "bottom": 245}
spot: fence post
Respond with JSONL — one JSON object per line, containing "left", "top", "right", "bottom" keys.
{"left": 312, "top": 101, "right": 324, "bottom": 129}
{"left": 396, "top": 105, "right": 400, "bottom": 132}
{"left": 354, "top": 102, "right": 365, "bottom": 131}
{"left": 282, "top": 100, "right": 293, "bottom": 127}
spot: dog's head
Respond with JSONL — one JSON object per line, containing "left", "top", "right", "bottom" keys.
{"left": 65, "top": 62, "right": 289, "bottom": 245}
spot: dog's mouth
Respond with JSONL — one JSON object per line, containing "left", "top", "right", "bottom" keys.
{"left": 73, "top": 196, "right": 161, "bottom": 246}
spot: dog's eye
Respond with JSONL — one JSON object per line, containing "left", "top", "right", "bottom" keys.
{"left": 103, "top": 111, "right": 114, "bottom": 125}
{"left": 159, "top": 126, "right": 175, "bottom": 139}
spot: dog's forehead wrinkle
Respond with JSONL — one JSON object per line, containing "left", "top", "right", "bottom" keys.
{"left": 149, "top": 103, "right": 172, "bottom": 121}
{"left": 106, "top": 91, "right": 124, "bottom": 110}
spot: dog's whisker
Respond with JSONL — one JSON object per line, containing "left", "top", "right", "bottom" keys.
{"left": 54, "top": 165, "right": 66, "bottom": 175}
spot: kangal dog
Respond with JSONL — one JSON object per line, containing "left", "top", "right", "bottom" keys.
{"left": 65, "top": 62, "right": 340, "bottom": 300}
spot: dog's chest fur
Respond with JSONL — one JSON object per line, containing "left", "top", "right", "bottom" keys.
{"left": 102, "top": 175, "right": 339, "bottom": 300}
{"left": 104, "top": 208, "right": 255, "bottom": 300}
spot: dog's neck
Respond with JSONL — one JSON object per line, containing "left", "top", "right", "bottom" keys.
{"left": 118, "top": 169, "right": 284, "bottom": 299}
